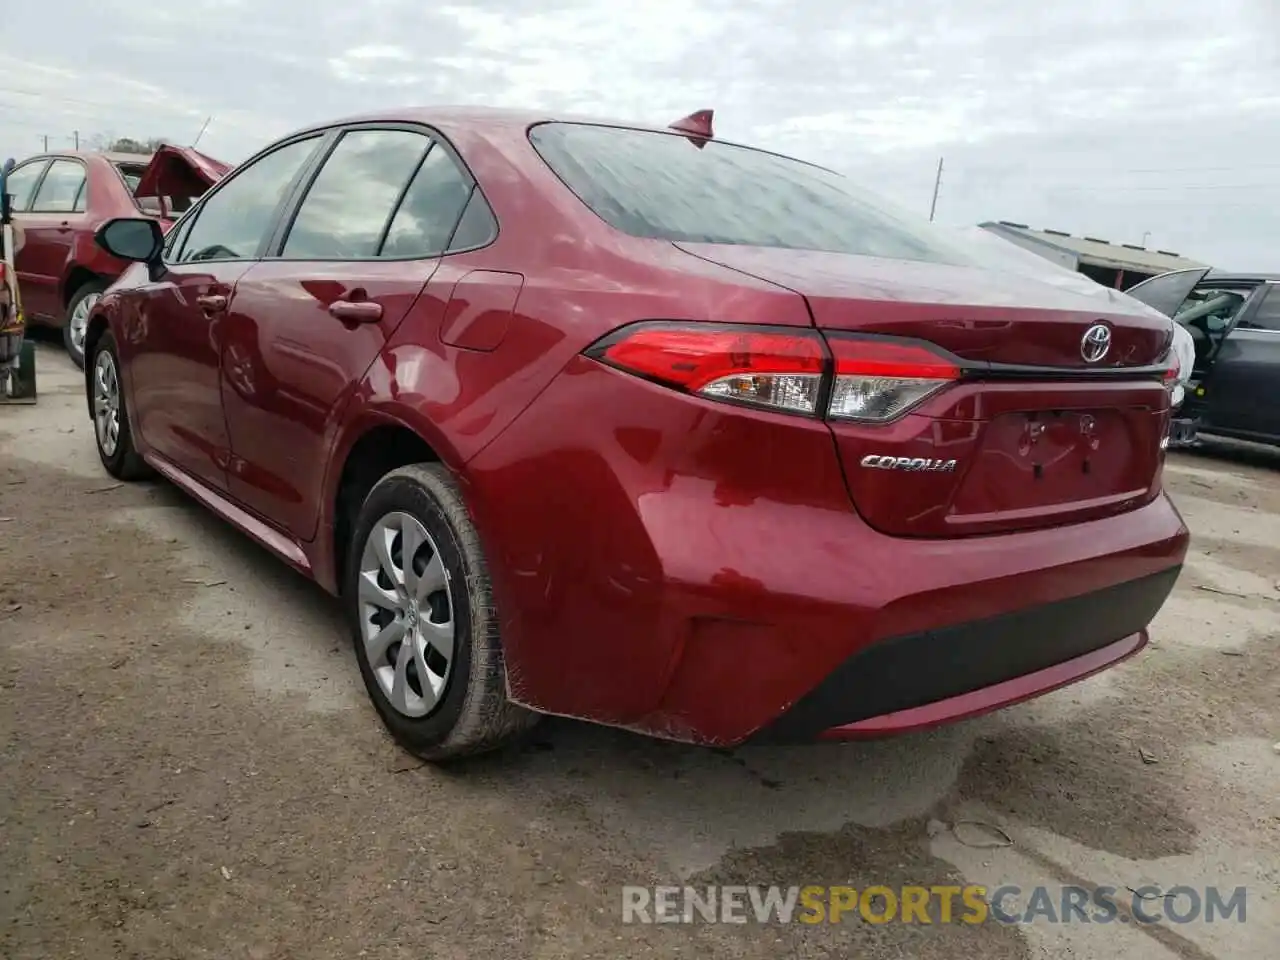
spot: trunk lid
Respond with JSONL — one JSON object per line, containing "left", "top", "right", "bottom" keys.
{"left": 674, "top": 243, "right": 1174, "bottom": 368}
{"left": 131, "top": 144, "right": 230, "bottom": 220}
{"left": 675, "top": 243, "right": 1174, "bottom": 537}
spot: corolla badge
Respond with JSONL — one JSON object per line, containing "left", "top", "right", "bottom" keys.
{"left": 860, "top": 455, "right": 958, "bottom": 472}
{"left": 1080, "top": 323, "right": 1112, "bottom": 363}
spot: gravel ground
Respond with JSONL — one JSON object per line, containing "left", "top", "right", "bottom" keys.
{"left": 2, "top": 343, "right": 1277, "bottom": 959}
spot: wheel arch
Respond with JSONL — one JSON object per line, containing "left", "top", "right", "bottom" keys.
{"left": 81, "top": 310, "right": 112, "bottom": 418}
{"left": 61, "top": 264, "right": 109, "bottom": 311}
{"left": 323, "top": 407, "right": 469, "bottom": 596}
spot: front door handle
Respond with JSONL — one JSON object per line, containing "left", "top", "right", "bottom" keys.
{"left": 196, "top": 293, "right": 228, "bottom": 313}
{"left": 328, "top": 300, "right": 382, "bottom": 324}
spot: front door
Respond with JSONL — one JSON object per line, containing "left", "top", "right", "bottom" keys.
{"left": 122, "top": 134, "right": 326, "bottom": 491}
{"left": 123, "top": 260, "right": 251, "bottom": 490}
{"left": 220, "top": 126, "right": 479, "bottom": 540}
{"left": 5, "top": 159, "right": 52, "bottom": 316}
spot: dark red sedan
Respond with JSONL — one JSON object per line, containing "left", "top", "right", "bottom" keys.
{"left": 82, "top": 107, "right": 1189, "bottom": 760}
{"left": 4, "top": 145, "right": 225, "bottom": 366}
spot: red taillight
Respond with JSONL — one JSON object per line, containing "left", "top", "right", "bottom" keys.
{"left": 586, "top": 323, "right": 961, "bottom": 421}
{"left": 588, "top": 323, "right": 827, "bottom": 416}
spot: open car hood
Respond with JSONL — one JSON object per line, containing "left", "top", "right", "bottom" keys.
{"left": 132, "top": 144, "right": 229, "bottom": 202}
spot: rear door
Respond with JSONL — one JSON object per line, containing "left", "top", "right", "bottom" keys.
{"left": 1202, "top": 283, "right": 1280, "bottom": 440}
{"left": 4, "top": 158, "right": 48, "bottom": 313}
{"left": 221, "top": 124, "right": 477, "bottom": 539}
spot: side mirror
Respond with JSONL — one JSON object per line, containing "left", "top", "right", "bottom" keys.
{"left": 94, "top": 218, "right": 165, "bottom": 264}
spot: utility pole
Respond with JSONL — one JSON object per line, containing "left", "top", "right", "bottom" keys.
{"left": 928, "top": 157, "right": 944, "bottom": 222}
{"left": 192, "top": 115, "right": 212, "bottom": 148}
{"left": 73, "top": 130, "right": 79, "bottom": 149}
{"left": 41, "top": 135, "right": 48, "bottom": 151}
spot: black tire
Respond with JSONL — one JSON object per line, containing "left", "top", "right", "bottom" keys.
{"left": 89, "top": 329, "right": 152, "bottom": 481}
{"left": 347, "top": 463, "right": 539, "bottom": 761}
{"left": 64, "top": 280, "right": 108, "bottom": 370}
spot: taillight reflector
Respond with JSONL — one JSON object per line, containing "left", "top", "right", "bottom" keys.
{"left": 826, "top": 336, "right": 959, "bottom": 423}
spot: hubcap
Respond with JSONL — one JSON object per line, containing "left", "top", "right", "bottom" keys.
{"left": 69, "top": 292, "right": 101, "bottom": 354}
{"left": 358, "top": 511, "right": 455, "bottom": 718}
{"left": 93, "top": 350, "right": 121, "bottom": 457}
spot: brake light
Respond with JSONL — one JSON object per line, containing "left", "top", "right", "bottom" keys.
{"left": 586, "top": 323, "right": 961, "bottom": 421}
{"left": 587, "top": 323, "right": 827, "bottom": 415}
{"left": 825, "top": 336, "right": 960, "bottom": 423}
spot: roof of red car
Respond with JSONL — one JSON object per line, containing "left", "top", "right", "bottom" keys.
{"left": 288, "top": 104, "right": 677, "bottom": 138}
{"left": 25, "top": 150, "right": 149, "bottom": 164}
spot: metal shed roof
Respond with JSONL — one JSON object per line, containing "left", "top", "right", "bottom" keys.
{"left": 978, "top": 222, "right": 1210, "bottom": 274}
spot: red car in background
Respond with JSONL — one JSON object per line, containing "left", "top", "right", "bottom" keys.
{"left": 3, "top": 145, "right": 227, "bottom": 366}
{"left": 81, "top": 107, "right": 1188, "bottom": 762}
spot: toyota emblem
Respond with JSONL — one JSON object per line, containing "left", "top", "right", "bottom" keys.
{"left": 1080, "top": 323, "right": 1112, "bottom": 363}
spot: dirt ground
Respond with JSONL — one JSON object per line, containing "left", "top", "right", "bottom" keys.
{"left": 2, "top": 342, "right": 1277, "bottom": 959}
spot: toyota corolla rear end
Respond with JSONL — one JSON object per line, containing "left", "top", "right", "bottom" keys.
{"left": 465, "top": 119, "right": 1189, "bottom": 746}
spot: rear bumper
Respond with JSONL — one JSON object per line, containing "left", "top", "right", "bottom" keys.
{"left": 468, "top": 359, "right": 1191, "bottom": 747}
{"left": 749, "top": 566, "right": 1178, "bottom": 743}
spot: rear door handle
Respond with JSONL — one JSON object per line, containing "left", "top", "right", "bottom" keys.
{"left": 196, "top": 293, "right": 228, "bottom": 313}
{"left": 328, "top": 300, "right": 382, "bottom": 324}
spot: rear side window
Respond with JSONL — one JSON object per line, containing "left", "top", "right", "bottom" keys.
{"left": 176, "top": 136, "right": 321, "bottom": 263}
{"left": 282, "top": 130, "right": 432, "bottom": 259}
{"left": 529, "top": 122, "right": 967, "bottom": 264}
{"left": 380, "top": 144, "right": 477, "bottom": 258}
{"left": 31, "top": 159, "right": 86, "bottom": 213}
{"left": 116, "top": 165, "right": 145, "bottom": 193}
{"left": 3, "top": 160, "right": 46, "bottom": 212}
{"left": 446, "top": 188, "right": 498, "bottom": 252}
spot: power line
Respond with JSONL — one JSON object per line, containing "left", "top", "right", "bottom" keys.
{"left": 0, "top": 85, "right": 146, "bottom": 110}
{"left": 0, "top": 85, "right": 202, "bottom": 118}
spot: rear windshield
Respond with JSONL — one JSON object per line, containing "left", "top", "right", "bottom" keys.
{"left": 528, "top": 122, "right": 967, "bottom": 264}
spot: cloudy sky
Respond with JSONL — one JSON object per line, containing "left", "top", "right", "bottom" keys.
{"left": 2, "top": 0, "right": 1277, "bottom": 269}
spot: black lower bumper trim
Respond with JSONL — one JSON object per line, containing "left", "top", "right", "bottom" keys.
{"left": 750, "top": 566, "right": 1182, "bottom": 743}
